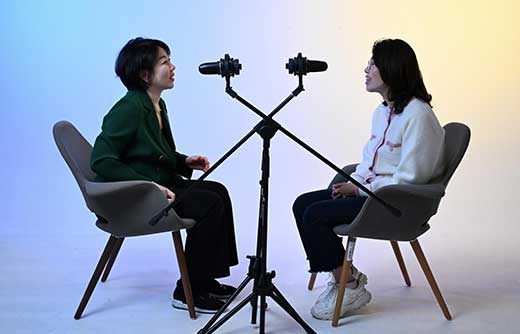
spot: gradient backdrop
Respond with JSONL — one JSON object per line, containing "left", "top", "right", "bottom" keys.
{"left": 1, "top": 0, "right": 519, "bottom": 332}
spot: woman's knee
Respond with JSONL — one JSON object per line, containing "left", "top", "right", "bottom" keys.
{"left": 203, "top": 180, "right": 231, "bottom": 200}
{"left": 292, "top": 191, "right": 320, "bottom": 218}
{"left": 292, "top": 193, "right": 306, "bottom": 215}
{"left": 302, "top": 199, "right": 335, "bottom": 227}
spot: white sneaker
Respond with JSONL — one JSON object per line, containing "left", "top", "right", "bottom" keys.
{"left": 310, "top": 266, "right": 369, "bottom": 318}
{"left": 313, "top": 280, "right": 338, "bottom": 311}
{"left": 352, "top": 265, "right": 368, "bottom": 286}
{"left": 311, "top": 281, "right": 371, "bottom": 320}
{"left": 312, "top": 266, "right": 367, "bottom": 309}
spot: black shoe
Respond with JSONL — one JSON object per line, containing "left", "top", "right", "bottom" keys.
{"left": 172, "top": 286, "right": 225, "bottom": 314}
{"left": 205, "top": 279, "right": 237, "bottom": 300}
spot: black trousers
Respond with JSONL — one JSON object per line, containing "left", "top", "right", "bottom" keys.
{"left": 168, "top": 179, "right": 239, "bottom": 285}
{"left": 292, "top": 189, "right": 366, "bottom": 272}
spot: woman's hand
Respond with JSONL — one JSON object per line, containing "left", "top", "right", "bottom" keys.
{"left": 153, "top": 182, "right": 176, "bottom": 203}
{"left": 331, "top": 182, "right": 358, "bottom": 199}
{"left": 186, "top": 155, "right": 210, "bottom": 172}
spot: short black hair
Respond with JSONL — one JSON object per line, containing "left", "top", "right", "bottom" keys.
{"left": 372, "top": 39, "right": 432, "bottom": 114}
{"left": 115, "top": 37, "right": 171, "bottom": 91}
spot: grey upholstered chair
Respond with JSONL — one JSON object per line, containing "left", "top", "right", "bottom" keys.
{"left": 53, "top": 121, "right": 197, "bottom": 319}
{"left": 307, "top": 122, "right": 471, "bottom": 327}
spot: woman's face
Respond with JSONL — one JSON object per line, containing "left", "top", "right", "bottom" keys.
{"left": 147, "top": 47, "right": 175, "bottom": 92}
{"left": 364, "top": 58, "right": 387, "bottom": 95}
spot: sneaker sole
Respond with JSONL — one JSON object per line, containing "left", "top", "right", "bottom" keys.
{"left": 311, "top": 290, "right": 372, "bottom": 320}
{"left": 341, "top": 290, "right": 371, "bottom": 315}
{"left": 172, "top": 299, "right": 226, "bottom": 314}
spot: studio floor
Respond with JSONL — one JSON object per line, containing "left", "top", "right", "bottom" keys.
{"left": 2, "top": 225, "right": 518, "bottom": 334}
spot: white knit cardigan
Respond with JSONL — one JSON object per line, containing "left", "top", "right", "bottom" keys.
{"left": 351, "top": 98, "right": 445, "bottom": 197}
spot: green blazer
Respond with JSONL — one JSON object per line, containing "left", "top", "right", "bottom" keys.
{"left": 90, "top": 90, "right": 193, "bottom": 184}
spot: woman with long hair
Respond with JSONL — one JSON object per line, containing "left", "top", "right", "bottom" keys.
{"left": 293, "top": 39, "right": 445, "bottom": 320}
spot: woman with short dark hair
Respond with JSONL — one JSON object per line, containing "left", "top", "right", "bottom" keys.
{"left": 293, "top": 38, "right": 445, "bottom": 320}
{"left": 91, "top": 37, "right": 239, "bottom": 314}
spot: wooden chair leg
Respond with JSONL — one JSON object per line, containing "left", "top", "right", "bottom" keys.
{"left": 101, "top": 237, "right": 124, "bottom": 282}
{"left": 332, "top": 237, "right": 356, "bottom": 327}
{"left": 390, "top": 240, "right": 411, "bottom": 286}
{"left": 410, "top": 240, "right": 452, "bottom": 320}
{"left": 74, "top": 235, "right": 118, "bottom": 319}
{"left": 172, "top": 231, "right": 196, "bottom": 319}
{"left": 307, "top": 273, "right": 317, "bottom": 290}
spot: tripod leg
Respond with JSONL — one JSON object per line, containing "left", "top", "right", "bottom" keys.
{"left": 251, "top": 294, "right": 258, "bottom": 324}
{"left": 244, "top": 254, "right": 260, "bottom": 324}
{"left": 101, "top": 237, "right": 124, "bottom": 282}
{"left": 198, "top": 275, "right": 252, "bottom": 333}
{"left": 259, "top": 295, "right": 267, "bottom": 334}
{"left": 198, "top": 292, "right": 257, "bottom": 334}
{"left": 270, "top": 285, "right": 317, "bottom": 334}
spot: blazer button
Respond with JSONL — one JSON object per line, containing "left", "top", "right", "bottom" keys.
{"left": 158, "top": 155, "right": 166, "bottom": 162}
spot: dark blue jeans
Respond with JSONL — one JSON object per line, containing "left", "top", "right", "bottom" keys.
{"left": 292, "top": 189, "right": 366, "bottom": 272}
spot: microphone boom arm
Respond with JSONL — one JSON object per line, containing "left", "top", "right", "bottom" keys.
{"left": 149, "top": 74, "right": 401, "bottom": 226}
{"left": 225, "top": 81, "right": 401, "bottom": 218}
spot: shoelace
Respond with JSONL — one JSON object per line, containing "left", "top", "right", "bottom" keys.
{"left": 316, "top": 281, "right": 339, "bottom": 307}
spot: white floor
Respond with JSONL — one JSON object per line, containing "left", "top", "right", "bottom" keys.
{"left": 2, "top": 221, "right": 519, "bottom": 334}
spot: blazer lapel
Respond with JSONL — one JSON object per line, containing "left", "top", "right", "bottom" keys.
{"left": 160, "top": 107, "right": 177, "bottom": 153}
{"left": 136, "top": 91, "right": 174, "bottom": 156}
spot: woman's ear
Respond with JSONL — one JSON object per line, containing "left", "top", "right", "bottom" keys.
{"left": 140, "top": 70, "right": 150, "bottom": 84}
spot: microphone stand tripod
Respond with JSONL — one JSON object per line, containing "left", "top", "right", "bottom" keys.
{"left": 149, "top": 60, "right": 401, "bottom": 334}
{"left": 196, "top": 75, "right": 314, "bottom": 334}
{"left": 195, "top": 74, "right": 401, "bottom": 333}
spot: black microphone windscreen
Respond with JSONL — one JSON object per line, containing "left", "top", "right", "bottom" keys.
{"left": 199, "top": 62, "right": 221, "bottom": 75}
{"left": 308, "top": 60, "right": 328, "bottom": 72}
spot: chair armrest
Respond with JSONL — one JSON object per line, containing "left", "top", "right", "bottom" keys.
{"left": 376, "top": 183, "right": 445, "bottom": 200}
{"left": 85, "top": 180, "right": 157, "bottom": 197}
{"left": 333, "top": 183, "right": 445, "bottom": 241}
{"left": 84, "top": 180, "right": 195, "bottom": 237}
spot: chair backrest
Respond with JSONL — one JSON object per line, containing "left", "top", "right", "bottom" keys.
{"left": 329, "top": 123, "right": 470, "bottom": 191}
{"left": 332, "top": 122, "right": 471, "bottom": 241}
{"left": 431, "top": 122, "right": 471, "bottom": 187}
{"left": 53, "top": 121, "right": 96, "bottom": 205}
{"left": 53, "top": 120, "right": 197, "bottom": 237}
